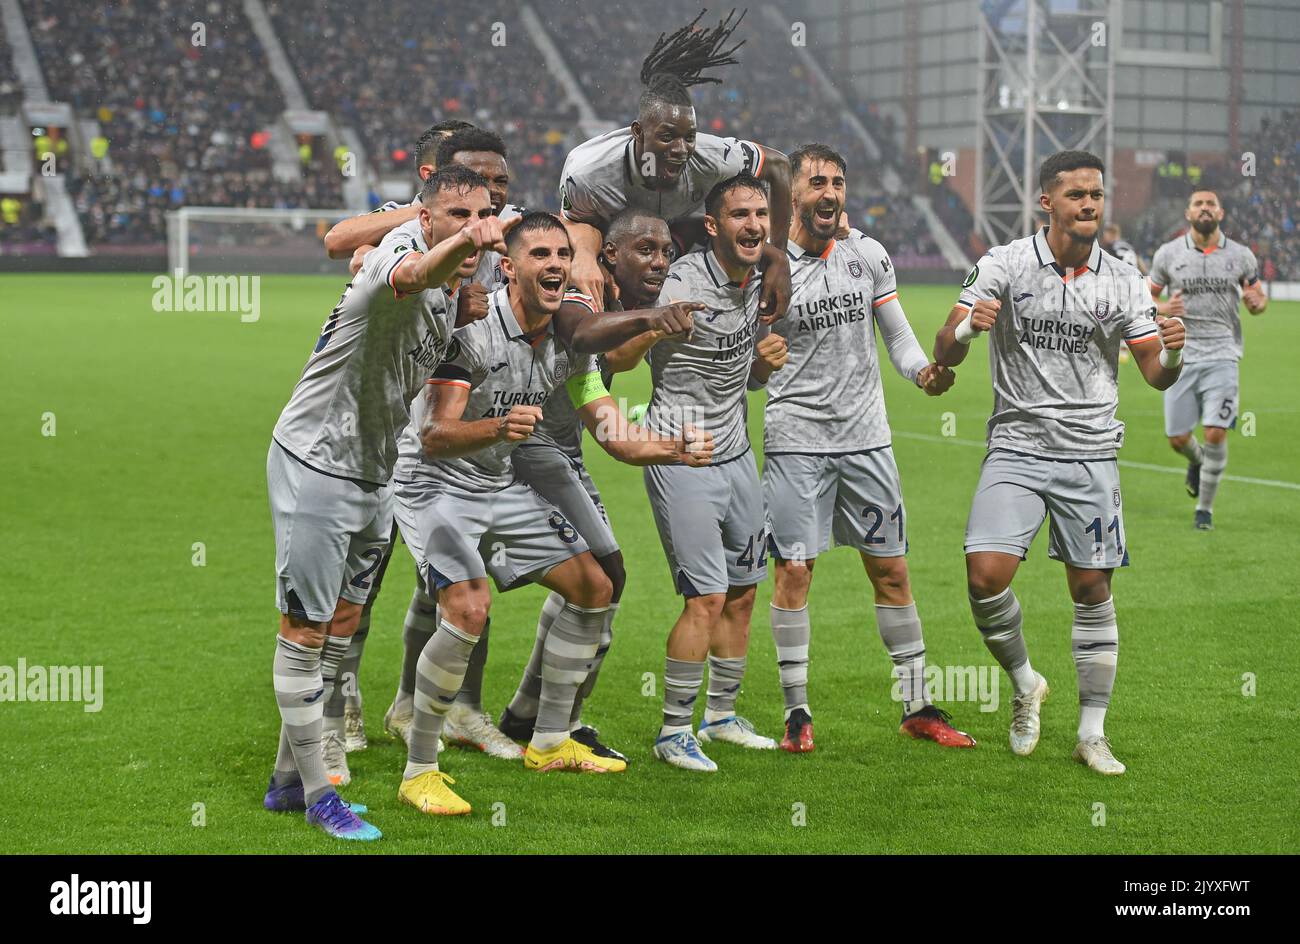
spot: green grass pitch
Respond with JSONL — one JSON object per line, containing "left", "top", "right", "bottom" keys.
{"left": 2, "top": 273, "right": 1297, "bottom": 854}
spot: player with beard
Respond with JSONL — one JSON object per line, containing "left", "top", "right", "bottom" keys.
{"left": 499, "top": 210, "right": 698, "bottom": 759}
{"left": 1148, "top": 189, "right": 1267, "bottom": 530}
{"left": 396, "top": 213, "right": 712, "bottom": 815}
{"left": 934, "top": 150, "right": 1185, "bottom": 775}
{"left": 763, "top": 144, "right": 973, "bottom": 753}
{"left": 558, "top": 10, "right": 792, "bottom": 324}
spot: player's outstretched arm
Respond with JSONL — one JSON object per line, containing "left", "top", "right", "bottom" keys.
{"left": 392, "top": 216, "right": 520, "bottom": 295}
{"left": 420, "top": 382, "right": 540, "bottom": 460}
{"left": 756, "top": 147, "right": 793, "bottom": 323}
{"left": 553, "top": 299, "right": 702, "bottom": 357}
{"left": 934, "top": 299, "right": 998, "bottom": 367}
{"left": 576, "top": 393, "right": 713, "bottom": 467}
{"left": 1127, "top": 316, "right": 1185, "bottom": 391}
{"left": 324, "top": 205, "right": 420, "bottom": 259}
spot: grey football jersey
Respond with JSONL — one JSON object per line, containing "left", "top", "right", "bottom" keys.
{"left": 956, "top": 227, "right": 1159, "bottom": 460}
{"left": 273, "top": 218, "right": 454, "bottom": 484}
{"left": 411, "top": 287, "right": 596, "bottom": 492}
{"left": 519, "top": 288, "right": 610, "bottom": 459}
{"left": 766, "top": 230, "right": 926, "bottom": 454}
{"left": 647, "top": 249, "right": 763, "bottom": 463}
{"left": 559, "top": 127, "right": 761, "bottom": 228}
{"left": 1148, "top": 230, "right": 1258, "bottom": 363}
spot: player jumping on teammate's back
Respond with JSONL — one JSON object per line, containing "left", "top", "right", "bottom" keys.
{"left": 559, "top": 9, "right": 793, "bottom": 324}
{"left": 1148, "top": 188, "right": 1267, "bottom": 530}
{"left": 934, "top": 150, "right": 1186, "bottom": 776}
{"left": 397, "top": 214, "right": 712, "bottom": 816}
{"left": 638, "top": 175, "right": 787, "bottom": 772}
{"left": 500, "top": 209, "right": 701, "bottom": 760}
{"left": 264, "top": 166, "right": 508, "bottom": 839}
{"left": 764, "top": 144, "right": 974, "bottom": 753}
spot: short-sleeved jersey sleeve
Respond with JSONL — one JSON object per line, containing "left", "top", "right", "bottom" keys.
{"left": 429, "top": 321, "right": 489, "bottom": 389}
{"left": 558, "top": 171, "right": 604, "bottom": 227}
{"left": 1147, "top": 244, "right": 1171, "bottom": 292}
{"left": 692, "top": 134, "right": 764, "bottom": 182}
{"left": 360, "top": 227, "right": 423, "bottom": 300}
{"left": 1238, "top": 246, "right": 1260, "bottom": 286}
{"left": 955, "top": 248, "right": 1010, "bottom": 310}
{"left": 848, "top": 233, "right": 898, "bottom": 308}
{"left": 561, "top": 287, "right": 599, "bottom": 315}
{"left": 1119, "top": 269, "right": 1160, "bottom": 345}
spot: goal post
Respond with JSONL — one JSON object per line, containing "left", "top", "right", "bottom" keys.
{"left": 165, "top": 206, "right": 361, "bottom": 276}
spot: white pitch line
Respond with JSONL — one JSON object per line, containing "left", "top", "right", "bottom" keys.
{"left": 892, "top": 430, "right": 1300, "bottom": 492}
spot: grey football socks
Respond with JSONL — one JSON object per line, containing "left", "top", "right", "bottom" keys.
{"left": 704, "top": 655, "right": 746, "bottom": 722}
{"left": 533, "top": 603, "right": 604, "bottom": 750}
{"left": 570, "top": 602, "right": 617, "bottom": 728}
{"left": 394, "top": 582, "right": 438, "bottom": 713}
{"left": 876, "top": 602, "right": 929, "bottom": 717}
{"left": 971, "top": 587, "right": 1038, "bottom": 694}
{"left": 454, "top": 619, "right": 491, "bottom": 712}
{"left": 507, "top": 590, "right": 564, "bottom": 721}
{"left": 406, "top": 618, "right": 478, "bottom": 779}
{"left": 661, "top": 657, "right": 705, "bottom": 736}
{"left": 272, "top": 636, "right": 332, "bottom": 804}
{"left": 1174, "top": 435, "right": 1204, "bottom": 465}
{"left": 320, "top": 633, "right": 354, "bottom": 737}
{"left": 1198, "top": 441, "right": 1228, "bottom": 512}
{"left": 1073, "top": 598, "right": 1119, "bottom": 741}
{"left": 770, "top": 604, "right": 810, "bottom": 718}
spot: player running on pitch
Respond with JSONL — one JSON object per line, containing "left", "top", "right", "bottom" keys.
{"left": 499, "top": 209, "right": 698, "bottom": 760}
{"left": 264, "top": 165, "right": 509, "bottom": 839}
{"left": 558, "top": 9, "right": 793, "bottom": 322}
{"left": 1148, "top": 188, "right": 1267, "bottom": 530}
{"left": 397, "top": 213, "right": 712, "bottom": 815}
{"left": 644, "top": 174, "right": 789, "bottom": 772}
{"left": 933, "top": 150, "right": 1186, "bottom": 776}
{"left": 763, "top": 144, "right": 973, "bottom": 753}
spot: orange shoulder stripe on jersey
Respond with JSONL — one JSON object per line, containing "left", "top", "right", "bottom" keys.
{"left": 819, "top": 239, "right": 836, "bottom": 260}
{"left": 872, "top": 292, "right": 899, "bottom": 308}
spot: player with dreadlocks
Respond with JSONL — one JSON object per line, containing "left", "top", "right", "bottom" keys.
{"left": 559, "top": 8, "right": 792, "bottom": 323}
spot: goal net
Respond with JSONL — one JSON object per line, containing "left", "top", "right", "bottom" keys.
{"left": 166, "top": 206, "right": 359, "bottom": 276}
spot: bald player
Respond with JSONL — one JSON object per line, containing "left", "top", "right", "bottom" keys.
{"left": 264, "top": 165, "right": 507, "bottom": 839}
{"left": 763, "top": 144, "right": 973, "bottom": 753}
{"left": 1148, "top": 188, "right": 1267, "bottom": 530}
{"left": 559, "top": 10, "right": 792, "bottom": 323}
{"left": 934, "top": 150, "right": 1185, "bottom": 776}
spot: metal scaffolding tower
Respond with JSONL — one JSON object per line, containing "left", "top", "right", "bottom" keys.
{"left": 975, "top": 0, "right": 1115, "bottom": 247}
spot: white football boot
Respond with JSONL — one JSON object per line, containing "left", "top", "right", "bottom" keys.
{"left": 321, "top": 729, "right": 352, "bottom": 787}
{"left": 697, "top": 715, "right": 777, "bottom": 750}
{"left": 653, "top": 731, "right": 718, "bottom": 772}
{"left": 383, "top": 701, "right": 442, "bottom": 754}
{"left": 442, "top": 703, "right": 523, "bottom": 760}
{"left": 1009, "top": 672, "right": 1050, "bottom": 756}
{"left": 343, "top": 701, "right": 367, "bottom": 753}
{"left": 1074, "top": 735, "right": 1126, "bottom": 775}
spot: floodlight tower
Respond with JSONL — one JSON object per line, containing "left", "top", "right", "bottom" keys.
{"left": 974, "top": 0, "right": 1115, "bottom": 246}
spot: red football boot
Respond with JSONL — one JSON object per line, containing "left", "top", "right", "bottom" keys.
{"left": 900, "top": 706, "right": 976, "bottom": 747}
{"left": 780, "top": 708, "right": 815, "bottom": 753}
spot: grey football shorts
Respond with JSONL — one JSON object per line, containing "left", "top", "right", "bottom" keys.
{"left": 965, "top": 449, "right": 1129, "bottom": 569}
{"left": 1163, "top": 359, "right": 1239, "bottom": 437}
{"left": 397, "top": 475, "right": 589, "bottom": 593}
{"left": 511, "top": 444, "right": 619, "bottom": 558}
{"left": 267, "top": 441, "right": 393, "bottom": 623}
{"left": 764, "top": 447, "right": 907, "bottom": 561}
{"left": 644, "top": 449, "right": 767, "bottom": 597}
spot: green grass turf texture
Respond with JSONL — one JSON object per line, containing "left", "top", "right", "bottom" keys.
{"left": 2, "top": 274, "right": 1297, "bottom": 854}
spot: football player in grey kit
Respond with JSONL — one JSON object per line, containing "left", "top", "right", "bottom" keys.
{"left": 559, "top": 10, "right": 792, "bottom": 323}
{"left": 396, "top": 213, "right": 712, "bottom": 816}
{"left": 644, "top": 174, "right": 790, "bottom": 772}
{"left": 934, "top": 150, "right": 1186, "bottom": 776}
{"left": 1148, "top": 188, "right": 1268, "bottom": 530}
{"left": 264, "top": 164, "right": 510, "bottom": 839}
{"left": 499, "top": 209, "right": 701, "bottom": 761}
{"left": 763, "top": 144, "right": 974, "bottom": 753}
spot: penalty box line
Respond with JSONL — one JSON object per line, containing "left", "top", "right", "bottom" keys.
{"left": 891, "top": 431, "right": 1300, "bottom": 492}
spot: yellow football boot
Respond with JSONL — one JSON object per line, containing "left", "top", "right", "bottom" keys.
{"left": 398, "top": 770, "right": 471, "bottom": 815}
{"left": 524, "top": 737, "right": 627, "bottom": 773}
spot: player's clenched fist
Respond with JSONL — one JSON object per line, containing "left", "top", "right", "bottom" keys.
{"left": 498, "top": 404, "right": 542, "bottom": 442}
{"left": 1242, "top": 282, "right": 1267, "bottom": 314}
{"left": 970, "top": 298, "right": 1000, "bottom": 332}
{"left": 456, "top": 281, "right": 490, "bottom": 326}
{"left": 916, "top": 362, "right": 956, "bottom": 396}
{"left": 1155, "top": 314, "right": 1185, "bottom": 350}
{"left": 651, "top": 301, "right": 705, "bottom": 339}
{"left": 680, "top": 425, "right": 715, "bottom": 467}
{"left": 756, "top": 333, "right": 789, "bottom": 371}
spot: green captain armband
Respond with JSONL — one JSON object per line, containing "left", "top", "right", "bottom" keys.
{"left": 566, "top": 370, "right": 610, "bottom": 409}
